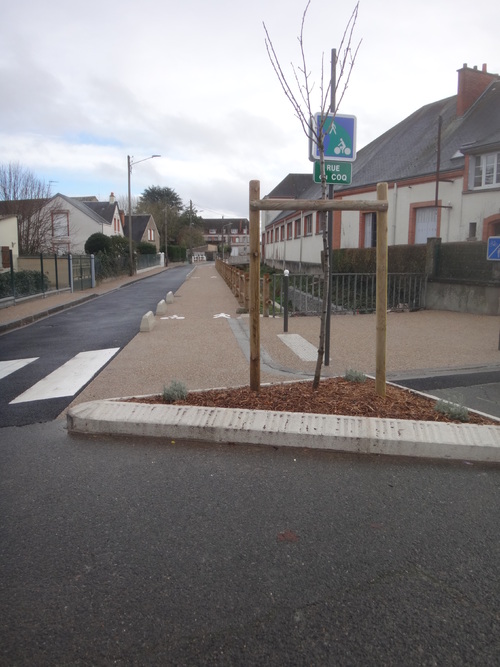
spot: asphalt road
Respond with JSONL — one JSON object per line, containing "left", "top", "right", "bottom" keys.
{"left": 397, "top": 370, "right": 500, "bottom": 418}
{"left": 0, "top": 266, "right": 192, "bottom": 427}
{"left": 1, "top": 420, "right": 499, "bottom": 666}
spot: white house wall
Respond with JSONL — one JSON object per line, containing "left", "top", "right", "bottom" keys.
{"left": 0, "top": 215, "right": 19, "bottom": 269}
{"left": 50, "top": 196, "right": 115, "bottom": 254}
{"left": 264, "top": 173, "right": 499, "bottom": 268}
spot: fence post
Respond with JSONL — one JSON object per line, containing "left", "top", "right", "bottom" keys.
{"left": 90, "top": 254, "right": 96, "bottom": 288}
{"left": 283, "top": 270, "right": 289, "bottom": 332}
{"left": 40, "top": 253, "right": 45, "bottom": 295}
{"left": 68, "top": 254, "right": 74, "bottom": 293}
{"left": 263, "top": 273, "right": 270, "bottom": 317}
{"left": 54, "top": 253, "right": 59, "bottom": 290}
{"left": 9, "top": 250, "right": 15, "bottom": 300}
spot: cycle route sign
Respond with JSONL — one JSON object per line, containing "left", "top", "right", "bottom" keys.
{"left": 487, "top": 236, "right": 500, "bottom": 260}
{"left": 309, "top": 113, "right": 357, "bottom": 162}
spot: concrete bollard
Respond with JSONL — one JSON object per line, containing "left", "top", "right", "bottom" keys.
{"left": 166, "top": 291, "right": 174, "bottom": 304}
{"left": 156, "top": 300, "right": 167, "bottom": 316}
{"left": 140, "top": 311, "right": 155, "bottom": 332}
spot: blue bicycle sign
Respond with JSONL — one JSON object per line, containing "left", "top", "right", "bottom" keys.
{"left": 309, "top": 113, "right": 357, "bottom": 162}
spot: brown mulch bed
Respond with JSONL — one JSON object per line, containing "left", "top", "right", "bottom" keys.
{"left": 128, "top": 377, "right": 498, "bottom": 425}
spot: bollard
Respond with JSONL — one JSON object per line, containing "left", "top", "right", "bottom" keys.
{"left": 140, "top": 311, "right": 155, "bottom": 332}
{"left": 156, "top": 300, "right": 167, "bottom": 316}
{"left": 283, "top": 270, "right": 289, "bottom": 333}
{"left": 166, "top": 291, "right": 174, "bottom": 304}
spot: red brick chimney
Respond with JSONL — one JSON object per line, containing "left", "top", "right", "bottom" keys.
{"left": 456, "top": 63, "right": 499, "bottom": 116}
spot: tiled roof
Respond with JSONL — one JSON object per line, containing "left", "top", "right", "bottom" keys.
{"left": 83, "top": 201, "right": 118, "bottom": 225}
{"left": 266, "top": 78, "right": 500, "bottom": 220}
{"left": 123, "top": 214, "right": 152, "bottom": 243}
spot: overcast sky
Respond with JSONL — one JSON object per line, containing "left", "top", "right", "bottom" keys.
{"left": 1, "top": 0, "right": 498, "bottom": 218}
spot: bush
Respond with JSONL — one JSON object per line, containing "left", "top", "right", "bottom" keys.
{"left": 109, "top": 235, "right": 130, "bottom": 256}
{"left": 136, "top": 241, "right": 157, "bottom": 255}
{"left": 85, "top": 232, "right": 112, "bottom": 255}
{"left": 163, "top": 380, "right": 188, "bottom": 403}
{"left": 167, "top": 245, "right": 187, "bottom": 262}
{"left": 0, "top": 270, "right": 50, "bottom": 298}
{"left": 345, "top": 369, "right": 367, "bottom": 383}
{"left": 435, "top": 399, "right": 469, "bottom": 422}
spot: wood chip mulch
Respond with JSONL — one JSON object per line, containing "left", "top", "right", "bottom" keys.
{"left": 129, "top": 377, "right": 498, "bottom": 425}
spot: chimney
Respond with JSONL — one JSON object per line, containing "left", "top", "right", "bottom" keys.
{"left": 109, "top": 192, "right": 116, "bottom": 204}
{"left": 456, "top": 63, "right": 498, "bottom": 116}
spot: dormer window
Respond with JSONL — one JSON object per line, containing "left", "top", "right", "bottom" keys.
{"left": 472, "top": 152, "right": 500, "bottom": 188}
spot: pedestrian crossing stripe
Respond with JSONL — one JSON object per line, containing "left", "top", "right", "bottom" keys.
{"left": 0, "top": 358, "right": 38, "bottom": 380}
{"left": 9, "top": 348, "right": 120, "bottom": 404}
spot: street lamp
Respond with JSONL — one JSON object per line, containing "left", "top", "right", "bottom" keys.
{"left": 127, "top": 154, "right": 160, "bottom": 275}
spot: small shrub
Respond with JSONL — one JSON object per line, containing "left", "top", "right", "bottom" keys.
{"left": 435, "top": 399, "right": 469, "bottom": 422}
{"left": 163, "top": 380, "right": 188, "bottom": 403}
{"left": 85, "top": 232, "right": 112, "bottom": 255}
{"left": 136, "top": 241, "right": 157, "bottom": 254}
{"left": 345, "top": 369, "right": 367, "bottom": 383}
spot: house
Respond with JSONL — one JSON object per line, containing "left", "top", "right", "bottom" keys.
{"left": 263, "top": 63, "right": 500, "bottom": 269}
{"left": 202, "top": 218, "right": 250, "bottom": 258}
{"left": 123, "top": 214, "right": 160, "bottom": 251}
{"left": 0, "top": 215, "right": 19, "bottom": 270}
{"left": 0, "top": 192, "right": 125, "bottom": 256}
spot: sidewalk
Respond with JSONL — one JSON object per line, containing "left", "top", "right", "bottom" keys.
{"left": 2, "top": 263, "right": 499, "bottom": 461}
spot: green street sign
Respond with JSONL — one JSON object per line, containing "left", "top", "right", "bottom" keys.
{"left": 314, "top": 161, "right": 352, "bottom": 185}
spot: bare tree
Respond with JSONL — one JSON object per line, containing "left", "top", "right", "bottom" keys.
{"left": 0, "top": 162, "right": 55, "bottom": 254}
{"left": 264, "top": 1, "right": 361, "bottom": 388}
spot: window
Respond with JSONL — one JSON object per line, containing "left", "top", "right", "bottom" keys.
{"left": 415, "top": 207, "right": 438, "bottom": 244}
{"left": 305, "top": 214, "right": 313, "bottom": 236}
{"left": 472, "top": 152, "right": 500, "bottom": 188}
{"left": 148, "top": 228, "right": 155, "bottom": 242}
{"left": 52, "top": 210, "right": 69, "bottom": 238}
{"left": 280, "top": 225, "right": 284, "bottom": 241}
{"left": 295, "top": 219, "right": 301, "bottom": 238}
{"left": 364, "top": 213, "right": 377, "bottom": 248}
{"left": 468, "top": 222, "right": 477, "bottom": 239}
{"left": 287, "top": 222, "right": 292, "bottom": 240}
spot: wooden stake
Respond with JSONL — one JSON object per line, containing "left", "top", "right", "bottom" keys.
{"left": 376, "top": 182, "right": 388, "bottom": 397}
{"left": 249, "top": 180, "right": 261, "bottom": 391}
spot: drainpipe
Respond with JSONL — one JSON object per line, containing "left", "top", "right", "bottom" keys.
{"left": 392, "top": 182, "right": 398, "bottom": 244}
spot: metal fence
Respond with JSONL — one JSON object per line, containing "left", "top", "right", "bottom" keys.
{"left": 0, "top": 252, "right": 164, "bottom": 302}
{"left": 269, "top": 272, "right": 426, "bottom": 316}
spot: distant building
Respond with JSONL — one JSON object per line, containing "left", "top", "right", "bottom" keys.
{"left": 202, "top": 218, "right": 250, "bottom": 258}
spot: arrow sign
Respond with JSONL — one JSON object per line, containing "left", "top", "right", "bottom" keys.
{"left": 487, "top": 236, "right": 500, "bottom": 261}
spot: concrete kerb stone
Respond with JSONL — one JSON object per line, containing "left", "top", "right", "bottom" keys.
{"left": 66, "top": 399, "right": 500, "bottom": 463}
{"left": 140, "top": 311, "right": 156, "bottom": 332}
{"left": 166, "top": 291, "right": 174, "bottom": 304}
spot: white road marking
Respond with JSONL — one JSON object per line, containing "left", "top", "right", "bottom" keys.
{"left": 213, "top": 313, "right": 231, "bottom": 319}
{"left": 160, "top": 315, "right": 185, "bottom": 320}
{"left": 277, "top": 334, "right": 318, "bottom": 361}
{"left": 9, "top": 348, "right": 120, "bottom": 404}
{"left": 0, "top": 358, "right": 38, "bottom": 380}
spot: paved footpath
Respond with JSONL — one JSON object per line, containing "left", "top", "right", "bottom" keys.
{"left": 3, "top": 262, "right": 500, "bottom": 403}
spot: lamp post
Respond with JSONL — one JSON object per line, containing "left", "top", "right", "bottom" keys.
{"left": 127, "top": 154, "right": 160, "bottom": 275}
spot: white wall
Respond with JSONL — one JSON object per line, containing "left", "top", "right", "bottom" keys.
{"left": 0, "top": 215, "right": 19, "bottom": 269}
